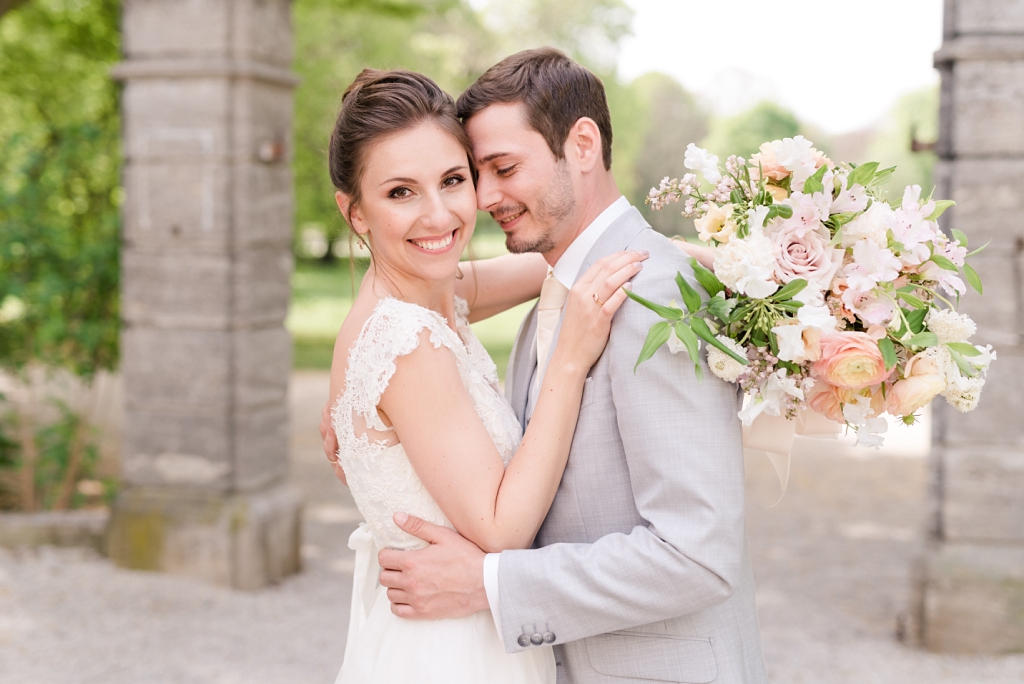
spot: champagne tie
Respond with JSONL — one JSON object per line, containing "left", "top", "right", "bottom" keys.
{"left": 535, "top": 270, "right": 570, "bottom": 385}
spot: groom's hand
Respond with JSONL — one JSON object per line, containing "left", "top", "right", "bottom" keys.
{"left": 378, "top": 512, "right": 489, "bottom": 620}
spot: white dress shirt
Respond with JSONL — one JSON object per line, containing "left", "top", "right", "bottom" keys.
{"left": 483, "top": 195, "right": 630, "bottom": 640}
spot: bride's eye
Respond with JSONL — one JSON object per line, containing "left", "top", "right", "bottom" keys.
{"left": 442, "top": 174, "right": 466, "bottom": 188}
{"left": 388, "top": 186, "right": 412, "bottom": 199}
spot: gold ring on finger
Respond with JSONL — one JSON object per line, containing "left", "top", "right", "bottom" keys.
{"left": 592, "top": 293, "right": 605, "bottom": 307}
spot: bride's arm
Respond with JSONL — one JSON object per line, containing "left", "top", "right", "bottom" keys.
{"left": 381, "top": 250, "right": 645, "bottom": 553}
{"left": 455, "top": 253, "right": 548, "bottom": 323}
{"left": 671, "top": 238, "right": 716, "bottom": 271}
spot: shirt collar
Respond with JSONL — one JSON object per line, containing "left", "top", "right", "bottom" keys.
{"left": 551, "top": 196, "right": 630, "bottom": 288}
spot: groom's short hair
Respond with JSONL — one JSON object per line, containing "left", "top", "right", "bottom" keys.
{"left": 457, "top": 47, "right": 613, "bottom": 170}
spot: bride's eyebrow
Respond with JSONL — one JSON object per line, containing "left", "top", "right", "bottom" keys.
{"left": 379, "top": 176, "right": 417, "bottom": 186}
{"left": 443, "top": 165, "right": 469, "bottom": 175}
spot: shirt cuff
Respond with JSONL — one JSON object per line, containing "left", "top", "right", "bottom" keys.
{"left": 483, "top": 552, "right": 503, "bottom": 642}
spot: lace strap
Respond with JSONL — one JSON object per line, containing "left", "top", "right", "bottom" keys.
{"left": 342, "top": 298, "right": 465, "bottom": 432}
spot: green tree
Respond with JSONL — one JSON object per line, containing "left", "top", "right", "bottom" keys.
{"left": 865, "top": 86, "right": 938, "bottom": 197}
{"left": 0, "top": 0, "right": 121, "bottom": 509}
{"left": 702, "top": 100, "right": 802, "bottom": 161}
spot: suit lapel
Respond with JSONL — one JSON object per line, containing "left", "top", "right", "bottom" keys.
{"left": 543, "top": 208, "right": 650, "bottom": 367}
{"left": 508, "top": 302, "right": 539, "bottom": 426}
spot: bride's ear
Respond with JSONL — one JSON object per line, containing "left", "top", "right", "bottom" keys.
{"left": 336, "top": 191, "right": 367, "bottom": 236}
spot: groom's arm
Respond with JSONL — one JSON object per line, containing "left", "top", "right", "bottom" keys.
{"left": 493, "top": 249, "right": 747, "bottom": 650}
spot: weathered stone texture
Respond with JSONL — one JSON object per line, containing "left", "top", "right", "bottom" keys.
{"left": 110, "top": 0, "right": 299, "bottom": 588}
{"left": 955, "top": 0, "right": 1024, "bottom": 34}
{"left": 940, "top": 447, "right": 1024, "bottom": 541}
{"left": 952, "top": 61, "right": 1024, "bottom": 156}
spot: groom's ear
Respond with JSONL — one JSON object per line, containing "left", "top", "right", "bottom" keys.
{"left": 566, "top": 117, "right": 603, "bottom": 174}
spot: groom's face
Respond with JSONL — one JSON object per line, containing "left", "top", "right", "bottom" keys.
{"left": 466, "top": 102, "right": 576, "bottom": 256}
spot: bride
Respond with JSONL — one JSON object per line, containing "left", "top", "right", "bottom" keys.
{"left": 324, "top": 68, "right": 646, "bottom": 683}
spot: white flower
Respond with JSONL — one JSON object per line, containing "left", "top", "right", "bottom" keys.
{"left": 747, "top": 205, "right": 770, "bottom": 231}
{"left": 842, "top": 392, "right": 876, "bottom": 426}
{"left": 925, "top": 309, "right": 977, "bottom": 344}
{"left": 738, "top": 369, "right": 804, "bottom": 426}
{"left": 666, "top": 323, "right": 699, "bottom": 357}
{"left": 854, "top": 416, "right": 888, "bottom": 449}
{"left": 923, "top": 344, "right": 957, "bottom": 385}
{"left": 970, "top": 344, "right": 997, "bottom": 371}
{"left": 713, "top": 229, "right": 779, "bottom": 299}
{"left": 707, "top": 336, "right": 747, "bottom": 383}
{"left": 841, "top": 201, "right": 894, "bottom": 248}
{"left": 943, "top": 375, "right": 984, "bottom": 412}
{"left": 845, "top": 239, "right": 902, "bottom": 292}
{"left": 795, "top": 288, "right": 837, "bottom": 332}
{"left": 831, "top": 174, "right": 870, "bottom": 215}
{"left": 684, "top": 143, "right": 722, "bottom": 184}
{"left": 772, "top": 323, "right": 810, "bottom": 363}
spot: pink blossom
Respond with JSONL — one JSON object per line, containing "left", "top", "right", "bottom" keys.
{"left": 769, "top": 220, "right": 842, "bottom": 290}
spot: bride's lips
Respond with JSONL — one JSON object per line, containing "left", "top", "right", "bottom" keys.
{"left": 408, "top": 228, "right": 458, "bottom": 254}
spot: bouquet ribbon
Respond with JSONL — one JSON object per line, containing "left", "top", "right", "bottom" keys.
{"left": 742, "top": 409, "right": 840, "bottom": 504}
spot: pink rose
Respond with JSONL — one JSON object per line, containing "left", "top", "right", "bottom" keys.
{"left": 813, "top": 331, "right": 893, "bottom": 390}
{"left": 808, "top": 383, "right": 886, "bottom": 423}
{"left": 888, "top": 351, "right": 946, "bottom": 416}
{"left": 770, "top": 221, "right": 842, "bottom": 289}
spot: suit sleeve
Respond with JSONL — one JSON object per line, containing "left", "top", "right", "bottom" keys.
{"left": 495, "top": 241, "right": 747, "bottom": 651}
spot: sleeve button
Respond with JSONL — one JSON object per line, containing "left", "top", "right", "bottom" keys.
{"left": 543, "top": 632, "right": 555, "bottom": 644}
{"left": 517, "top": 634, "right": 531, "bottom": 648}
{"left": 530, "top": 633, "right": 544, "bottom": 645}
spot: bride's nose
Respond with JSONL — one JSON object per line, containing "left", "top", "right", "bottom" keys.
{"left": 420, "top": 189, "right": 455, "bottom": 230}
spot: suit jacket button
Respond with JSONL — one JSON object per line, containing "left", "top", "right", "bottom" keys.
{"left": 517, "top": 634, "right": 531, "bottom": 648}
{"left": 543, "top": 632, "right": 555, "bottom": 644}
{"left": 530, "top": 633, "right": 544, "bottom": 645}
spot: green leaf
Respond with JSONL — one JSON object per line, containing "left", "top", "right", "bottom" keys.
{"left": 948, "top": 349, "right": 979, "bottom": 378}
{"left": 929, "top": 254, "right": 959, "bottom": 272}
{"left": 878, "top": 337, "right": 898, "bottom": 370}
{"left": 772, "top": 278, "right": 808, "bottom": 302}
{"left": 624, "top": 288, "right": 683, "bottom": 321}
{"left": 676, "top": 273, "right": 702, "bottom": 314}
{"left": 674, "top": 322, "right": 703, "bottom": 380}
{"left": 870, "top": 166, "right": 896, "bottom": 187}
{"left": 963, "top": 263, "right": 983, "bottom": 294}
{"left": 947, "top": 342, "right": 981, "bottom": 357}
{"left": 906, "top": 331, "right": 938, "bottom": 348}
{"left": 907, "top": 308, "right": 928, "bottom": 334}
{"left": 634, "top": 321, "right": 672, "bottom": 371}
{"left": 690, "top": 318, "right": 748, "bottom": 365}
{"left": 688, "top": 259, "right": 725, "bottom": 298}
{"left": 967, "top": 239, "right": 991, "bottom": 257}
{"left": 802, "top": 165, "right": 828, "bottom": 194}
{"left": 771, "top": 204, "right": 794, "bottom": 219}
{"left": 926, "top": 200, "right": 955, "bottom": 222}
{"left": 896, "top": 290, "right": 926, "bottom": 309}
{"left": 847, "top": 161, "right": 879, "bottom": 188}
{"left": 707, "top": 293, "right": 736, "bottom": 322}
{"left": 951, "top": 229, "right": 968, "bottom": 248}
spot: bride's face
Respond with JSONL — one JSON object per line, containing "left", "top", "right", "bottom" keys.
{"left": 343, "top": 120, "right": 476, "bottom": 286}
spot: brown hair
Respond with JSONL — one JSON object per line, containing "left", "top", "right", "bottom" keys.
{"left": 456, "top": 47, "right": 613, "bottom": 170}
{"left": 328, "top": 68, "right": 473, "bottom": 221}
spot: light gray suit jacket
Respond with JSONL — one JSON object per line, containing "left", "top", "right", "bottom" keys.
{"left": 499, "top": 208, "right": 768, "bottom": 684}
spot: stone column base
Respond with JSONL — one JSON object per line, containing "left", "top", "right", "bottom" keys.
{"left": 106, "top": 483, "right": 302, "bottom": 590}
{"left": 913, "top": 542, "right": 1024, "bottom": 654}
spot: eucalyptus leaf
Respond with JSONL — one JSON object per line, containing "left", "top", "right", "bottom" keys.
{"left": 802, "top": 165, "right": 828, "bottom": 194}
{"left": 967, "top": 240, "right": 991, "bottom": 257}
{"left": 772, "top": 278, "right": 808, "bottom": 302}
{"left": 870, "top": 166, "right": 896, "bottom": 187}
{"left": 907, "top": 308, "right": 928, "bottom": 334}
{"left": 951, "top": 228, "right": 968, "bottom": 248}
{"left": 929, "top": 254, "right": 959, "bottom": 272}
{"left": 896, "top": 290, "right": 926, "bottom": 309}
{"left": 707, "top": 294, "right": 736, "bottom": 322}
{"left": 634, "top": 321, "right": 672, "bottom": 371}
{"left": 688, "top": 259, "right": 725, "bottom": 298}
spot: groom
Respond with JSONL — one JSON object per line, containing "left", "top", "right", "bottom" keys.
{"left": 323, "top": 48, "right": 768, "bottom": 683}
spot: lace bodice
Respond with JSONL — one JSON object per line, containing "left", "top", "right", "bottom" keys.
{"left": 331, "top": 296, "right": 523, "bottom": 551}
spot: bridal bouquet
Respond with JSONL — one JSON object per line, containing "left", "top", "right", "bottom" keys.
{"left": 630, "top": 136, "right": 995, "bottom": 448}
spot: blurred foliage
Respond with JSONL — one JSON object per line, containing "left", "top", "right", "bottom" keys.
{"left": 702, "top": 100, "right": 803, "bottom": 161}
{"left": 865, "top": 86, "right": 938, "bottom": 198}
{"left": 33, "top": 399, "right": 100, "bottom": 509}
{"left": 0, "top": 0, "right": 121, "bottom": 380}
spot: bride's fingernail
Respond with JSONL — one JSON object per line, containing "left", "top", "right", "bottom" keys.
{"left": 395, "top": 511, "right": 408, "bottom": 525}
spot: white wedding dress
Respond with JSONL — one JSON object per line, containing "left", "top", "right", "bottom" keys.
{"left": 331, "top": 296, "right": 555, "bottom": 684}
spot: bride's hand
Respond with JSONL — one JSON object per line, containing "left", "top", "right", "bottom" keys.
{"left": 552, "top": 250, "right": 648, "bottom": 372}
{"left": 672, "top": 238, "right": 716, "bottom": 271}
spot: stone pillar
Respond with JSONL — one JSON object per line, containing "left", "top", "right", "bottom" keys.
{"left": 912, "top": 0, "right": 1024, "bottom": 653}
{"left": 106, "top": 0, "right": 301, "bottom": 589}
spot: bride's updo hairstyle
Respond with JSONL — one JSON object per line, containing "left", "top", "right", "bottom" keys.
{"left": 328, "top": 68, "right": 473, "bottom": 224}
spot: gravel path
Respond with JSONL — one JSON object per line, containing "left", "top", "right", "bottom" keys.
{"left": 1, "top": 370, "right": 1022, "bottom": 683}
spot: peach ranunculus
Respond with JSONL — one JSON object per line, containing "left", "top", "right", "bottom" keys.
{"left": 808, "top": 383, "right": 886, "bottom": 423}
{"left": 812, "top": 331, "right": 893, "bottom": 390}
{"left": 888, "top": 351, "right": 946, "bottom": 416}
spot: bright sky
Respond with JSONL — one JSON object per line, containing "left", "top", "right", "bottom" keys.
{"left": 618, "top": 0, "right": 944, "bottom": 134}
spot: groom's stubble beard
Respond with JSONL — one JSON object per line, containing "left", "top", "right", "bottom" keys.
{"left": 500, "top": 160, "right": 576, "bottom": 255}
